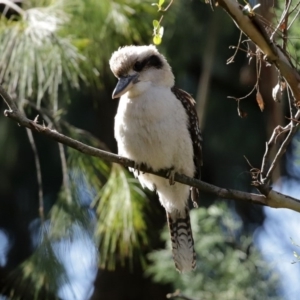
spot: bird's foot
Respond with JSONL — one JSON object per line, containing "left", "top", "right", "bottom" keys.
{"left": 190, "top": 187, "right": 199, "bottom": 208}
{"left": 129, "top": 162, "right": 142, "bottom": 176}
{"left": 167, "top": 168, "right": 176, "bottom": 185}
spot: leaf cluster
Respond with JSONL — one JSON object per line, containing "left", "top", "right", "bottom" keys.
{"left": 0, "top": 0, "right": 156, "bottom": 298}
{"left": 0, "top": 0, "right": 86, "bottom": 110}
{"left": 94, "top": 164, "right": 148, "bottom": 269}
{"left": 147, "top": 203, "right": 280, "bottom": 300}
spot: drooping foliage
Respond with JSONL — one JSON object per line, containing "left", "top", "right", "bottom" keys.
{"left": 0, "top": 0, "right": 295, "bottom": 299}
{"left": 0, "top": 0, "right": 155, "bottom": 298}
{"left": 147, "top": 203, "right": 280, "bottom": 300}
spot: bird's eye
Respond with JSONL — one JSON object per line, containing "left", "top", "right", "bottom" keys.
{"left": 133, "top": 61, "right": 143, "bottom": 72}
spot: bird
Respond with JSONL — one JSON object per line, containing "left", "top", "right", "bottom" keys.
{"left": 109, "top": 45, "right": 202, "bottom": 272}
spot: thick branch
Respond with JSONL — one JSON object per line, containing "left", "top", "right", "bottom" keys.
{"left": 2, "top": 89, "right": 300, "bottom": 213}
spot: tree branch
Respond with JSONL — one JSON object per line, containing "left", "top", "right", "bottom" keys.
{"left": 270, "top": 0, "right": 291, "bottom": 43}
{"left": 215, "top": 0, "right": 300, "bottom": 101}
{"left": 25, "top": 125, "right": 45, "bottom": 221}
{"left": 212, "top": 0, "right": 300, "bottom": 194}
{"left": 1, "top": 86, "right": 300, "bottom": 213}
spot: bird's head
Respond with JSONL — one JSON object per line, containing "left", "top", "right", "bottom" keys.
{"left": 109, "top": 45, "right": 174, "bottom": 99}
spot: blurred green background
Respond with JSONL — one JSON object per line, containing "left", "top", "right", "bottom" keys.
{"left": 0, "top": 0, "right": 299, "bottom": 299}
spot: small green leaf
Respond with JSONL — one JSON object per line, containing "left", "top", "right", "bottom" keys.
{"left": 153, "top": 35, "right": 162, "bottom": 45}
{"left": 153, "top": 19, "right": 159, "bottom": 29}
{"left": 159, "top": 0, "right": 165, "bottom": 6}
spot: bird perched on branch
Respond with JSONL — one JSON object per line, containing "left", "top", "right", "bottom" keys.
{"left": 110, "top": 45, "right": 202, "bottom": 272}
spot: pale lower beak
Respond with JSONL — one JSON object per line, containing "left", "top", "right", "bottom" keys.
{"left": 112, "top": 74, "right": 139, "bottom": 99}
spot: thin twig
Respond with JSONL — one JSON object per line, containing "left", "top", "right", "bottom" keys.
{"left": 256, "top": 50, "right": 262, "bottom": 84}
{"left": 260, "top": 123, "right": 291, "bottom": 183}
{"left": 24, "top": 100, "right": 72, "bottom": 204}
{"left": 287, "top": 85, "right": 294, "bottom": 126}
{"left": 264, "top": 118, "right": 298, "bottom": 182}
{"left": 287, "top": 6, "right": 300, "bottom": 30}
{"left": 229, "top": 49, "right": 262, "bottom": 106}
{"left": 227, "top": 84, "right": 257, "bottom": 102}
{"left": 270, "top": 0, "right": 292, "bottom": 41}
{"left": 25, "top": 127, "right": 44, "bottom": 221}
{"left": 286, "top": 116, "right": 300, "bottom": 123}
{"left": 227, "top": 30, "right": 243, "bottom": 64}
{"left": 157, "top": 15, "right": 164, "bottom": 26}
{"left": 244, "top": 156, "right": 261, "bottom": 182}
{"left": 0, "top": 0, "right": 24, "bottom": 16}
{"left": 260, "top": 125, "right": 284, "bottom": 180}
{"left": 24, "top": 99, "right": 110, "bottom": 151}
{"left": 228, "top": 45, "right": 256, "bottom": 57}
{"left": 23, "top": 99, "right": 54, "bottom": 127}
{"left": 47, "top": 113, "right": 72, "bottom": 204}
{"left": 58, "top": 142, "right": 72, "bottom": 204}
{"left": 288, "top": 0, "right": 300, "bottom": 16}
{"left": 162, "top": 0, "right": 174, "bottom": 11}
{"left": 282, "top": 0, "right": 291, "bottom": 51}
{"left": 244, "top": 155, "right": 255, "bottom": 169}
{"left": 260, "top": 105, "right": 300, "bottom": 186}
{"left": 260, "top": 142, "right": 269, "bottom": 181}
{"left": 20, "top": 105, "right": 44, "bottom": 222}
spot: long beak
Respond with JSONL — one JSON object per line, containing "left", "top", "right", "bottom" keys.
{"left": 112, "top": 74, "right": 139, "bottom": 99}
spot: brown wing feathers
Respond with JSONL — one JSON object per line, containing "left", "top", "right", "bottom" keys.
{"left": 171, "top": 86, "right": 203, "bottom": 179}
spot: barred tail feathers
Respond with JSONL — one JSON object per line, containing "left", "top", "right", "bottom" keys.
{"left": 167, "top": 208, "right": 196, "bottom": 272}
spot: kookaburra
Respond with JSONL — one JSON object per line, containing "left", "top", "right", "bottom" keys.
{"left": 110, "top": 45, "right": 202, "bottom": 272}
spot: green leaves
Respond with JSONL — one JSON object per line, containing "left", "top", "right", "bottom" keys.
{"left": 8, "top": 238, "right": 68, "bottom": 300}
{"left": 152, "top": 0, "right": 165, "bottom": 11}
{"left": 153, "top": 19, "right": 159, "bottom": 28}
{"left": 66, "top": 0, "right": 155, "bottom": 86}
{"left": 0, "top": 0, "right": 157, "bottom": 298}
{"left": 94, "top": 164, "right": 149, "bottom": 269}
{"left": 151, "top": 0, "right": 173, "bottom": 45}
{"left": 0, "top": 2, "right": 87, "bottom": 111}
{"left": 147, "top": 203, "right": 280, "bottom": 300}
{"left": 152, "top": 19, "right": 164, "bottom": 45}
{"left": 6, "top": 186, "right": 92, "bottom": 300}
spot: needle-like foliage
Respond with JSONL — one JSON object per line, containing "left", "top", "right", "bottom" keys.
{"left": 65, "top": 0, "right": 155, "bottom": 85}
{"left": 0, "top": 0, "right": 155, "bottom": 298}
{"left": 0, "top": 0, "right": 87, "bottom": 110}
{"left": 147, "top": 203, "right": 280, "bottom": 300}
{"left": 94, "top": 164, "right": 149, "bottom": 270}
{"left": 5, "top": 236, "right": 69, "bottom": 300}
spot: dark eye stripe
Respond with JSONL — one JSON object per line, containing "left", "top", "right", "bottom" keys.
{"left": 133, "top": 55, "right": 163, "bottom": 72}
{"left": 147, "top": 55, "right": 163, "bottom": 68}
{"left": 133, "top": 60, "right": 146, "bottom": 72}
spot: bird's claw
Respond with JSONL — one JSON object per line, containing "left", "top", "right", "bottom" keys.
{"left": 129, "top": 162, "right": 142, "bottom": 176}
{"left": 190, "top": 187, "right": 199, "bottom": 208}
{"left": 167, "top": 169, "right": 176, "bottom": 185}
